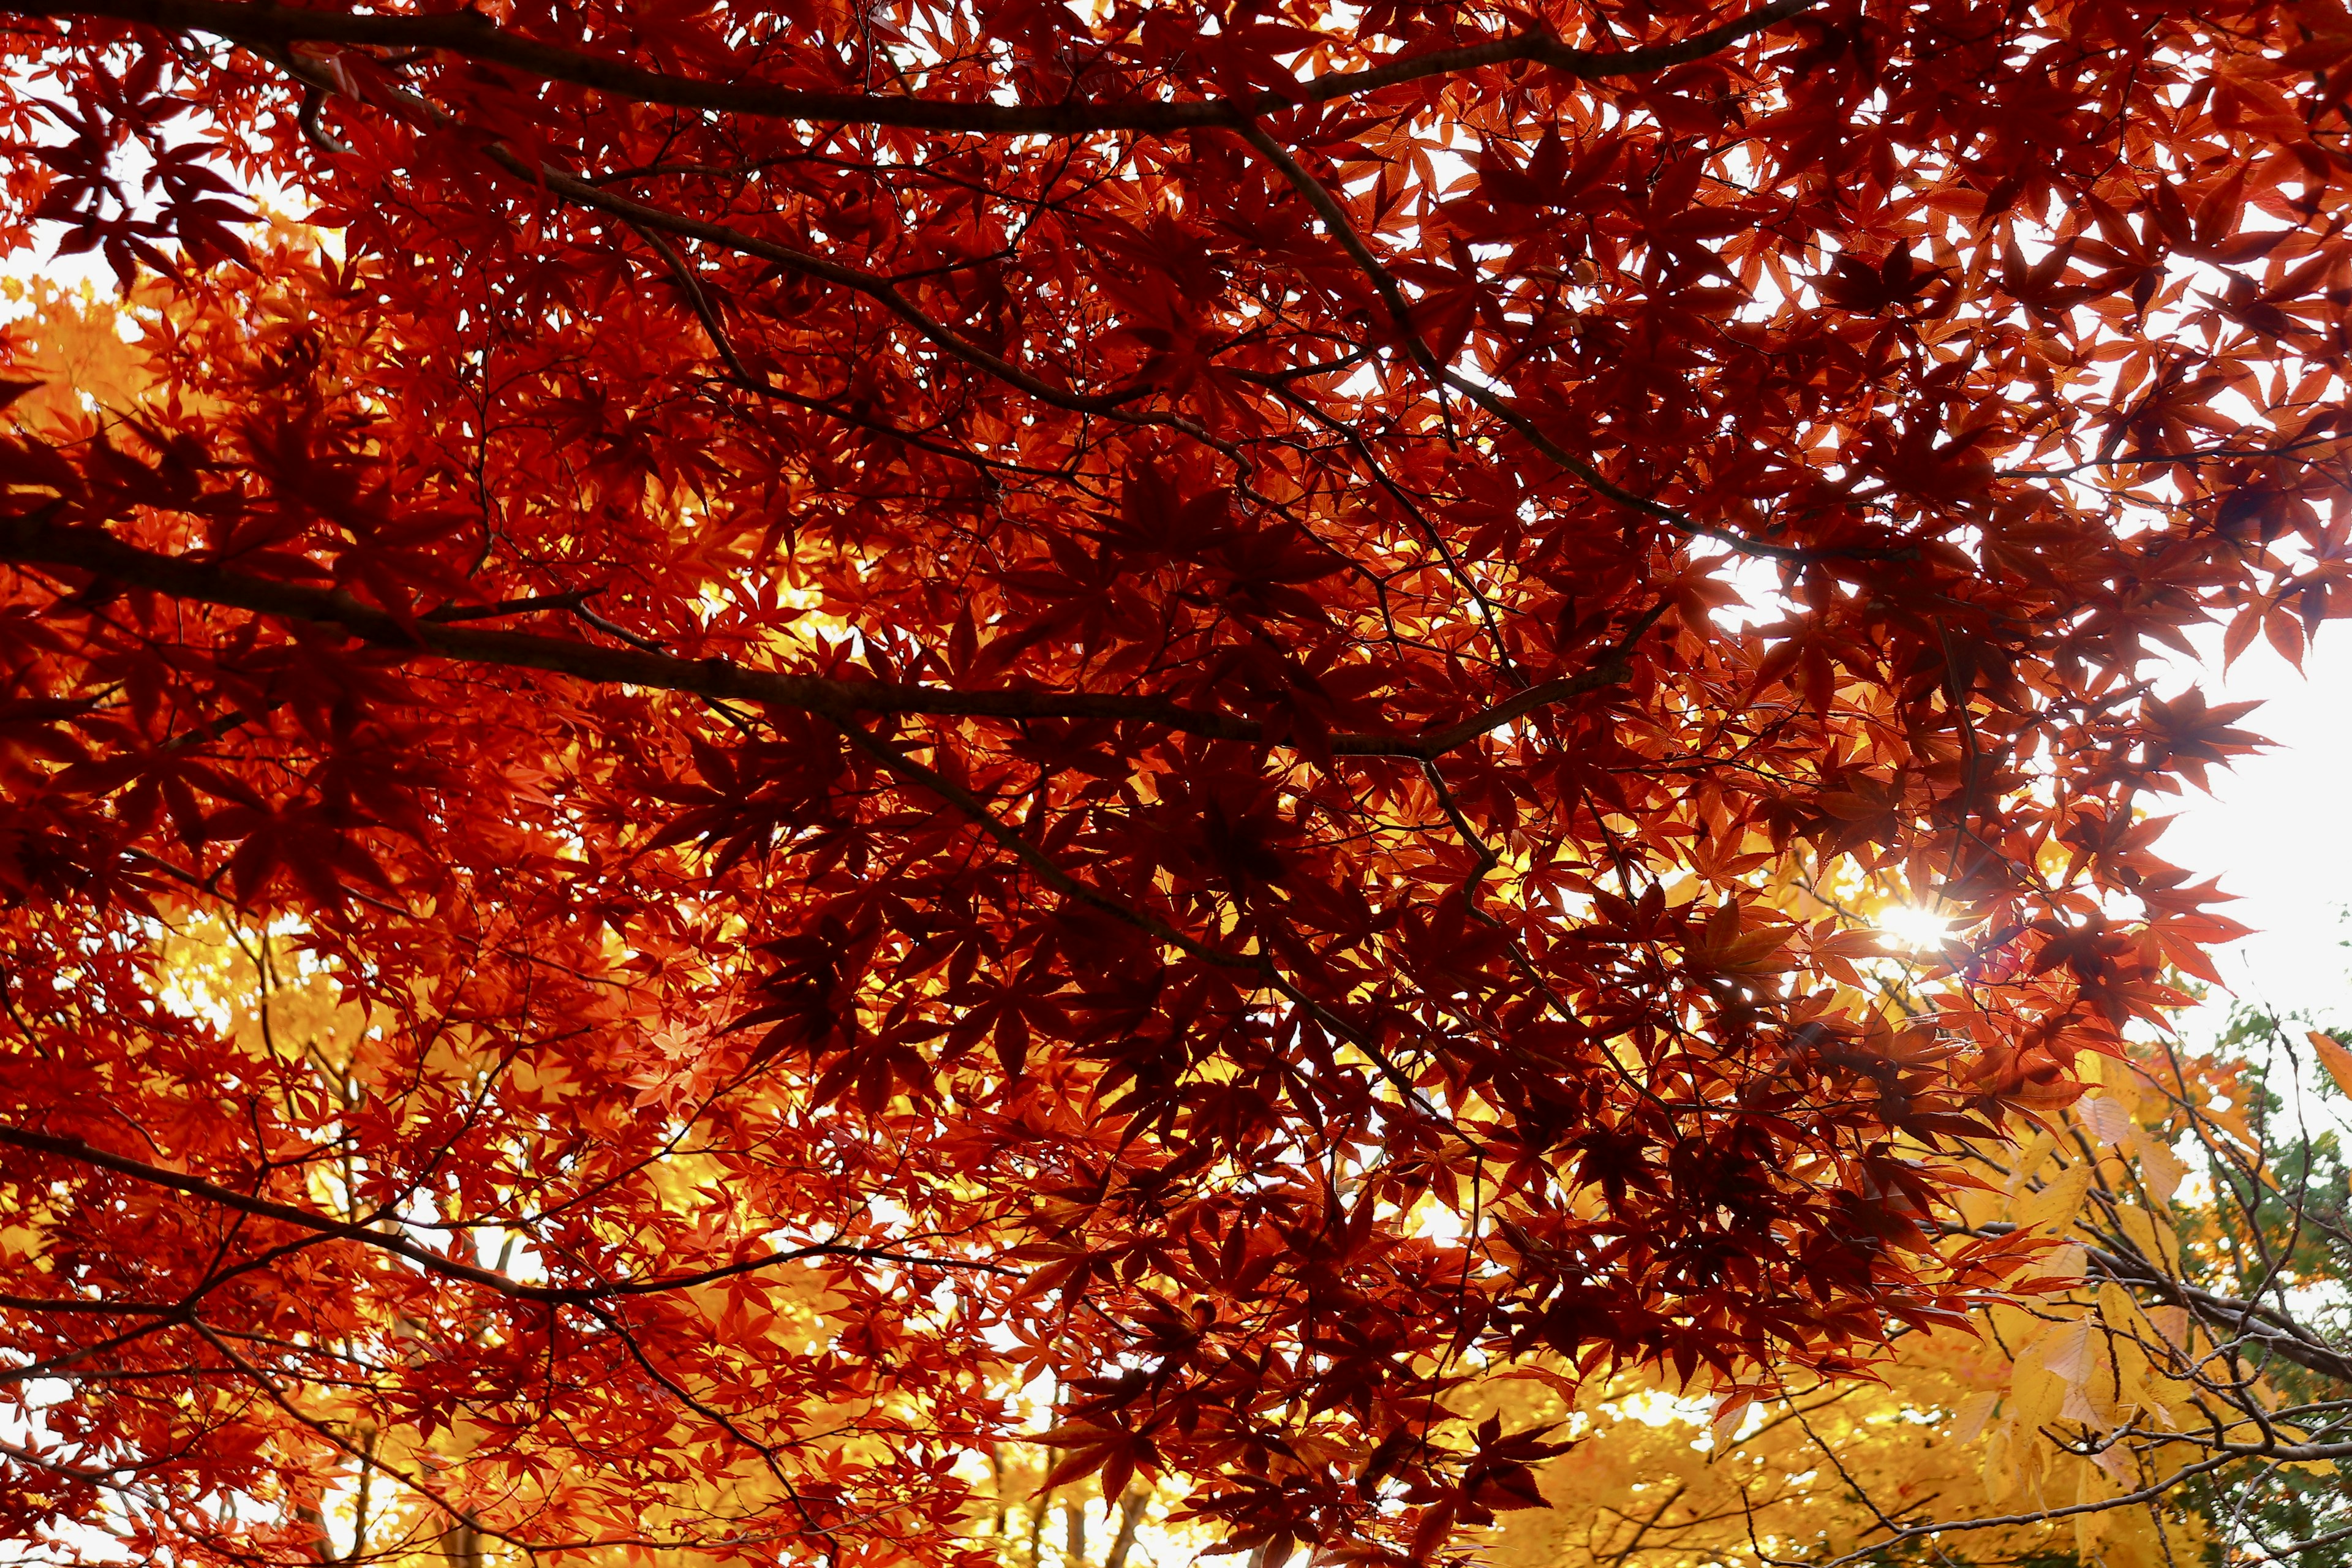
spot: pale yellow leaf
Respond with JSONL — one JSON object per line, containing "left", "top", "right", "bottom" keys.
{"left": 2310, "top": 1031, "right": 2352, "bottom": 1099}
{"left": 2042, "top": 1319, "right": 2096, "bottom": 1384}
{"left": 2015, "top": 1164, "right": 2092, "bottom": 1231}
{"left": 2080, "top": 1095, "right": 2133, "bottom": 1145}
{"left": 1951, "top": 1390, "right": 1999, "bottom": 1444}
{"left": 2113, "top": 1202, "right": 2179, "bottom": 1272}
{"left": 2060, "top": 1377, "right": 2108, "bottom": 1428}
{"left": 2119, "top": 1361, "right": 2183, "bottom": 1430}
{"left": 2134, "top": 1133, "right": 2188, "bottom": 1204}
{"left": 1981, "top": 1423, "right": 2016, "bottom": 1504}
{"left": 2005, "top": 1131, "right": 2057, "bottom": 1193}
{"left": 2007, "top": 1362, "right": 2065, "bottom": 1437}
{"left": 1708, "top": 1393, "right": 1751, "bottom": 1450}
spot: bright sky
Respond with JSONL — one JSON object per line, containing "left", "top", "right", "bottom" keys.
{"left": 2162, "top": 624, "right": 2352, "bottom": 1035}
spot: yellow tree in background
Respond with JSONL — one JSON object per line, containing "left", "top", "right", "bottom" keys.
{"left": 1483, "top": 979, "right": 2352, "bottom": 1568}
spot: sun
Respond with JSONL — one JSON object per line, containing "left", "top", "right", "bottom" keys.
{"left": 1877, "top": 905, "right": 1956, "bottom": 952}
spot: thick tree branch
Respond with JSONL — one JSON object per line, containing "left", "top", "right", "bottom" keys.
{"left": 1950, "top": 1219, "right": 2352, "bottom": 1387}
{"left": 8, "top": 0, "right": 1821, "bottom": 135}
{"left": 0, "top": 511, "right": 1632, "bottom": 758}
{"left": 1812, "top": 1426, "right": 2352, "bottom": 1568}
{"left": 2087, "top": 1240, "right": 2352, "bottom": 1386}
{"left": 252, "top": 31, "right": 1858, "bottom": 562}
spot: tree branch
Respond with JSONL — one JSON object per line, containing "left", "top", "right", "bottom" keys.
{"left": 0, "top": 1122, "right": 1016, "bottom": 1305}
{"left": 0, "top": 510, "right": 1633, "bottom": 759}
{"left": 10, "top": 0, "right": 1821, "bottom": 135}
{"left": 1232, "top": 123, "right": 1877, "bottom": 564}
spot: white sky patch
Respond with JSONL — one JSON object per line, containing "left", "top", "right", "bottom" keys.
{"left": 2157, "top": 623, "right": 2352, "bottom": 1029}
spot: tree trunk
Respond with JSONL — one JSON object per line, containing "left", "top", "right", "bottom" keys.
{"left": 1102, "top": 1485, "right": 1150, "bottom": 1568}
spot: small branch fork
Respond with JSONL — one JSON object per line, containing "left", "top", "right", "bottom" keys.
{"left": 1231, "top": 124, "right": 1899, "bottom": 564}
{"left": 194, "top": 1319, "right": 806, "bottom": 1558}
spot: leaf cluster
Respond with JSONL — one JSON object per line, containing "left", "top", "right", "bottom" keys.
{"left": 2, "top": 0, "right": 2352, "bottom": 1561}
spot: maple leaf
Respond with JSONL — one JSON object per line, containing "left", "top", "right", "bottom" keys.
{"left": 0, "top": 0, "right": 2345, "bottom": 1560}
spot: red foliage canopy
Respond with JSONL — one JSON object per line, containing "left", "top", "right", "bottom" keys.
{"left": 0, "top": 0, "right": 2346, "bottom": 1559}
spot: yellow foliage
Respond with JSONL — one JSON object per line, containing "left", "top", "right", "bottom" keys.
{"left": 1482, "top": 1312, "right": 2204, "bottom": 1568}
{"left": 159, "top": 913, "right": 377, "bottom": 1070}
{"left": 3, "top": 221, "right": 361, "bottom": 437}
{"left": 1483, "top": 1039, "right": 2263, "bottom": 1568}
{"left": 1, "top": 274, "right": 159, "bottom": 426}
